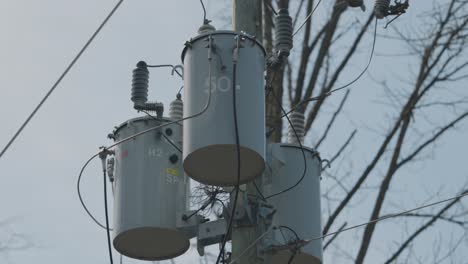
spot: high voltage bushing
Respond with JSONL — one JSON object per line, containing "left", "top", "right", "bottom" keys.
{"left": 374, "top": 0, "right": 391, "bottom": 19}
{"left": 181, "top": 30, "right": 266, "bottom": 186}
{"left": 131, "top": 61, "right": 149, "bottom": 107}
{"left": 110, "top": 117, "right": 191, "bottom": 261}
{"left": 263, "top": 144, "right": 323, "bottom": 264}
{"left": 131, "top": 61, "right": 164, "bottom": 117}
{"left": 274, "top": 9, "right": 293, "bottom": 58}
{"left": 169, "top": 94, "right": 184, "bottom": 121}
{"left": 287, "top": 111, "right": 305, "bottom": 144}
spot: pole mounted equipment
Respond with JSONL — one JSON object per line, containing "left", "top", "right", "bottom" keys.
{"left": 374, "top": 0, "right": 409, "bottom": 19}
{"left": 181, "top": 30, "right": 266, "bottom": 187}
{"left": 274, "top": 9, "right": 293, "bottom": 59}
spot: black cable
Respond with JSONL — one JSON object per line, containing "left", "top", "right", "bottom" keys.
{"left": 200, "top": 0, "right": 208, "bottom": 24}
{"left": 264, "top": 87, "right": 307, "bottom": 200}
{"left": 216, "top": 60, "right": 241, "bottom": 264}
{"left": 253, "top": 182, "right": 266, "bottom": 201}
{"left": 293, "top": 0, "right": 323, "bottom": 37}
{"left": 77, "top": 153, "right": 109, "bottom": 230}
{"left": 264, "top": 0, "right": 278, "bottom": 16}
{"left": 103, "top": 169, "right": 114, "bottom": 264}
{"left": 278, "top": 225, "right": 301, "bottom": 241}
{"left": 0, "top": 0, "right": 124, "bottom": 160}
{"left": 283, "top": 18, "right": 378, "bottom": 118}
{"left": 327, "top": 18, "right": 378, "bottom": 94}
{"left": 146, "top": 64, "right": 183, "bottom": 78}
{"left": 162, "top": 133, "right": 182, "bottom": 153}
{"left": 141, "top": 110, "right": 183, "bottom": 153}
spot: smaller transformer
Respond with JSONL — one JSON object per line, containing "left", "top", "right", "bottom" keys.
{"left": 111, "top": 116, "right": 189, "bottom": 261}
{"left": 264, "top": 143, "right": 323, "bottom": 264}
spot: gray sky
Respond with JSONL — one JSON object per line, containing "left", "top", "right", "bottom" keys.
{"left": 1, "top": 0, "right": 467, "bottom": 263}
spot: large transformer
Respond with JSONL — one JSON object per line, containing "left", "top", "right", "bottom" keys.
{"left": 111, "top": 116, "right": 190, "bottom": 261}
{"left": 264, "top": 143, "right": 323, "bottom": 264}
{"left": 182, "top": 30, "right": 266, "bottom": 186}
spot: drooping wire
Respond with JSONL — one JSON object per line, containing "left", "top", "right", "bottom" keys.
{"left": 199, "top": 0, "right": 209, "bottom": 24}
{"left": 0, "top": 0, "right": 124, "bottom": 160}
{"left": 326, "top": 18, "right": 378, "bottom": 94}
{"left": 230, "top": 191, "right": 468, "bottom": 263}
{"left": 141, "top": 110, "right": 183, "bottom": 153}
{"left": 103, "top": 168, "right": 114, "bottom": 264}
{"left": 146, "top": 64, "right": 183, "bottom": 78}
{"left": 77, "top": 37, "right": 215, "bottom": 229}
{"left": 216, "top": 47, "right": 242, "bottom": 264}
{"left": 228, "top": 226, "right": 277, "bottom": 264}
{"left": 77, "top": 153, "right": 110, "bottom": 230}
{"left": 264, "top": 87, "right": 307, "bottom": 200}
{"left": 292, "top": 0, "right": 323, "bottom": 37}
{"left": 263, "top": 0, "right": 278, "bottom": 16}
{"left": 284, "top": 18, "right": 378, "bottom": 117}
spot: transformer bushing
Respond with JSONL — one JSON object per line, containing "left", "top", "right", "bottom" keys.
{"left": 111, "top": 116, "right": 190, "bottom": 261}
{"left": 263, "top": 143, "right": 323, "bottom": 264}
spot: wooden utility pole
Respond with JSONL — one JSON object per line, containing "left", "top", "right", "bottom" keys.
{"left": 231, "top": 1, "right": 264, "bottom": 263}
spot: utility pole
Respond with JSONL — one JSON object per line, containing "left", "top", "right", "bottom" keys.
{"left": 231, "top": 1, "right": 264, "bottom": 263}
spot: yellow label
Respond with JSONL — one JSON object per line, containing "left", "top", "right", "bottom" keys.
{"left": 166, "top": 168, "right": 179, "bottom": 176}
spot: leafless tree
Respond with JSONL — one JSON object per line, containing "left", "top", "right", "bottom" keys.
{"left": 264, "top": 0, "right": 468, "bottom": 263}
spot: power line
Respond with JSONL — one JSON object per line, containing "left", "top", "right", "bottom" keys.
{"left": 230, "top": 191, "right": 468, "bottom": 263}
{"left": 292, "top": 0, "right": 323, "bottom": 37}
{"left": 0, "top": 0, "right": 124, "bottom": 160}
{"left": 216, "top": 42, "right": 242, "bottom": 264}
{"left": 199, "top": 0, "right": 209, "bottom": 24}
{"left": 284, "top": 18, "right": 378, "bottom": 117}
{"left": 264, "top": 87, "right": 308, "bottom": 200}
{"left": 103, "top": 167, "right": 114, "bottom": 264}
{"left": 77, "top": 153, "right": 109, "bottom": 230}
{"left": 326, "top": 18, "right": 378, "bottom": 95}
{"left": 263, "top": 0, "right": 278, "bottom": 16}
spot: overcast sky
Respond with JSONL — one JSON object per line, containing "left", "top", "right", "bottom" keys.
{"left": 1, "top": 0, "right": 467, "bottom": 263}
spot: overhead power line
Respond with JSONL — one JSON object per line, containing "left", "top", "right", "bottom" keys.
{"left": 0, "top": 0, "right": 124, "bottom": 160}
{"left": 229, "top": 191, "right": 468, "bottom": 263}
{"left": 293, "top": 0, "right": 323, "bottom": 37}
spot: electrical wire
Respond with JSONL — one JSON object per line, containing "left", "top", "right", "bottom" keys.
{"left": 146, "top": 64, "right": 183, "bottom": 78}
{"left": 0, "top": 0, "right": 124, "bottom": 160}
{"left": 216, "top": 49, "right": 242, "bottom": 264}
{"left": 103, "top": 169, "right": 114, "bottom": 264}
{"left": 77, "top": 153, "right": 109, "bottom": 230}
{"left": 292, "top": 0, "right": 323, "bottom": 37}
{"left": 141, "top": 110, "right": 183, "bottom": 153}
{"left": 264, "top": 0, "right": 278, "bottom": 16}
{"left": 228, "top": 226, "right": 277, "bottom": 264}
{"left": 264, "top": 87, "right": 307, "bottom": 200}
{"left": 278, "top": 225, "right": 301, "bottom": 241}
{"left": 230, "top": 192, "right": 468, "bottom": 263}
{"left": 200, "top": 0, "right": 208, "bottom": 24}
{"left": 284, "top": 18, "right": 378, "bottom": 118}
{"left": 326, "top": 18, "right": 378, "bottom": 95}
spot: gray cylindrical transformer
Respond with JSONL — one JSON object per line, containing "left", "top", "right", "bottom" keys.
{"left": 181, "top": 31, "right": 266, "bottom": 186}
{"left": 111, "top": 116, "right": 189, "bottom": 261}
{"left": 264, "top": 143, "right": 323, "bottom": 264}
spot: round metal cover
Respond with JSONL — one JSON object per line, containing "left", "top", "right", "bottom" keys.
{"left": 183, "top": 145, "right": 265, "bottom": 186}
{"left": 113, "top": 227, "right": 190, "bottom": 261}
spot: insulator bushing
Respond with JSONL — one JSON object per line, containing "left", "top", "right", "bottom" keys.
{"left": 374, "top": 0, "right": 390, "bottom": 19}
{"left": 169, "top": 95, "right": 183, "bottom": 121}
{"left": 287, "top": 111, "right": 305, "bottom": 144}
{"left": 274, "top": 8, "right": 293, "bottom": 58}
{"left": 131, "top": 61, "right": 149, "bottom": 107}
